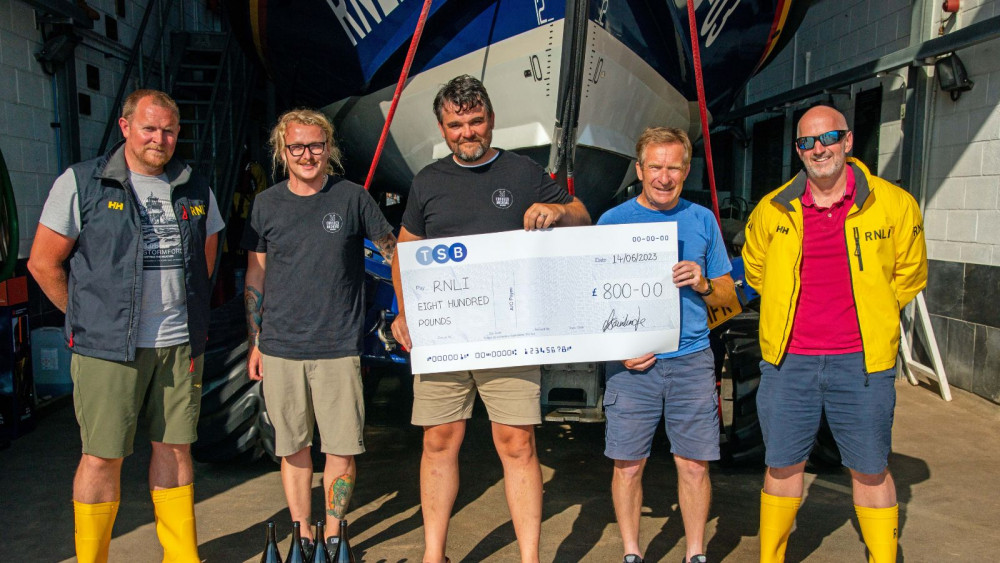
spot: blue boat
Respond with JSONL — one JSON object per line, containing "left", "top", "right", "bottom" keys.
{"left": 226, "top": 0, "right": 811, "bottom": 214}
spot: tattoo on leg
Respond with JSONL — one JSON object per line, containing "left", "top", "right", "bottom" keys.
{"left": 326, "top": 473, "right": 355, "bottom": 519}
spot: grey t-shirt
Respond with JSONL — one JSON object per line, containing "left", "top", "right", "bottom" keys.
{"left": 39, "top": 169, "right": 224, "bottom": 347}
{"left": 241, "top": 175, "right": 393, "bottom": 360}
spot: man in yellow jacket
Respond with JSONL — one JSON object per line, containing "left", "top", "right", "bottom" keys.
{"left": 742, "top": 105, "right": 926, "bottom": 563}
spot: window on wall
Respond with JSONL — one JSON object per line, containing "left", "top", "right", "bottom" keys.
{"left": 79, "top": 93, "right": 92, "bottom": 116}
{"left": 105, "top": 16, "right": 119, "bottom": 42}
{"left": 791, "top": 107, "right": 808, "bottom": 178}
{"left": 853, "top": 86, "right": 883, "bottom": 173}
{"left": 751, "top": 115, "right": 786, "bottom": 202}
{"left": 116, "top": 0, "right": 126, "bottom": 18}
{"left": 86, "top": 64, "right": 100, "bottom": 91}
{"left": 708, "top": 131, "right": 736, "bottom": 204}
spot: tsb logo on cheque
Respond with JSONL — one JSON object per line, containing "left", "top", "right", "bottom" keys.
{"left": 416, "top": 243, "right": 468, "bottom": 265}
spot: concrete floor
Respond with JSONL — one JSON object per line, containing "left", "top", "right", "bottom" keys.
{"left": 1, "top": 373, "right": 998, "bottom": 562}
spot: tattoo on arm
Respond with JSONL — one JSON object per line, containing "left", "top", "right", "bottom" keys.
{"left": 245, "top": 285, "right": 263, "bottom": 346}
{"left": 373, "top": 233, "right": 397, "bottom": 265}
{"left": 326, "top": 474, "right": 355, "bottom": 519}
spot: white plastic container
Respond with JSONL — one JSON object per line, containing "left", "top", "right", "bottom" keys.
{"left": 31, "top": 327, "right": 72, "bottom": 399}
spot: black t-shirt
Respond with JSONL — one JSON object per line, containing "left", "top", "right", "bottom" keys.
{"left": 402, "top": 150, "right": 573, "bottom": 238}
{"left": 242, "top": 176, "right": 393, "bottom": 359}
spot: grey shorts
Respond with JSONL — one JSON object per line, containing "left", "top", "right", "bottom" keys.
{"left": 603, "top": 347, "right": 720, "bottom": 461}
{"left": 261, "top": 354, "right": 365, "bottom": 457}
{"left": 757, "top": 352, "right": 895, "bottom": 474}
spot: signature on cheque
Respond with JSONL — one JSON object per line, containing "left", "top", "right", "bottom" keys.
{"left": 602, "top": 307, "right": 647, "bottom": 332}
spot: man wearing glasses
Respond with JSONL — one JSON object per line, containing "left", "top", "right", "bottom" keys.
{"left": 742, "top": 104, "right": 926, "bottom": 563}
{"left": 242, "top": 109, "right": 396, "bottom": 555}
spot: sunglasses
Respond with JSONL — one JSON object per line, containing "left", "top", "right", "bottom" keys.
{"left": 794, "top": 130, "right": 849, "bottom": 150}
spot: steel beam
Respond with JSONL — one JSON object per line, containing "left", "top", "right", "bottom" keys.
{"left": 716, "top": 14, "right": 1000, "bottom": 123}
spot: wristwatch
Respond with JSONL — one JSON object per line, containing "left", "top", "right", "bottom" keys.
{"left": 696, "top": 278, "right": 714, "bottom": 297}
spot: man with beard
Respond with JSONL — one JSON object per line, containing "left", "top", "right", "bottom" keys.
{"left": 29, "top": 89, "right": 224, "bottom": 562}
{"left": 390, "top": 74, "right": 590, "bottom": 563}
{"left": 742, "top": 104, "right": 926, "bottom": 563}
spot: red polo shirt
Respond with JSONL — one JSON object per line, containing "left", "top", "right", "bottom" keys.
{"left": 788, "top": 167, "right": 863, "bottom": 355}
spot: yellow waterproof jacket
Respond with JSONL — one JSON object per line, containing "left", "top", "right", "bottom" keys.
{"left": 742, "top": 158, "right": 927, "bottom": 373}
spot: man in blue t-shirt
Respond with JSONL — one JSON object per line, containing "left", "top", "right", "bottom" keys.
{"left": 597, "top": 127, "right": 735, "bottom": 563}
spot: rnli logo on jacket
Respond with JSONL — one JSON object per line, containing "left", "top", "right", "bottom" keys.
{"left": 322, "top": 213, "right": 343, "bottom": 233}
{"left": 108, "top": 201, "right": 124, "bottom": 210}
{"left": 492, "top": 189, "right": 513, "bottom": 209}
{"left": 189, "top": 204, "right": 206, "bottom": 216}
{"left": 864, "top": 227, "right": 893, "bottom": 241}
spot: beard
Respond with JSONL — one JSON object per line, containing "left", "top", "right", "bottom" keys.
{"left": 803, "top": 151, "right": 845, "bottom": 181}
{"left": 136, "top": 146, "right": 171, "bottom": 170}
{"left": 454, "top": 139, "right": 488, "bottom": 163}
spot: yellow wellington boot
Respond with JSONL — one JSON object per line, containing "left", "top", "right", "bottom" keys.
{"left": 151, "top": 483, "right": 200, "bottom": 562}
{"left": 74, "top": 499, "right": 119, "bottom": 563}
{"left": 856, "top": 504, "right": 898, "bottom": 563}
{"left": 759, "top": 490, "right": 801, "bottom": 563}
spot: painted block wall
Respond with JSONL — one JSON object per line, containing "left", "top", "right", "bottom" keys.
{"left": 922, "top": 1, "right": 1000, "bottom": 267}
{"left": 0, "top": 0, "right": 219, "bottom": 258}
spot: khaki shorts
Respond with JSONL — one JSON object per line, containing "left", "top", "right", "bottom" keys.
{"left": 71, "top": 344, "right": 203, "bottom": 459}
{"left": 261, "top": 354, "right": 365, "bottom": 457}
{"left": 411, "top": 365, "right": 542, "bottom": 427}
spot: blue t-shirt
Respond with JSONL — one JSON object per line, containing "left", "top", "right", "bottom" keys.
{"left": 598, "top": 198, "right": 731, "bottom": 358}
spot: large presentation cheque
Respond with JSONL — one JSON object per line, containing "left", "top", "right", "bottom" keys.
{"left": 398, "top": 223, "right": 681, "bottom": 373}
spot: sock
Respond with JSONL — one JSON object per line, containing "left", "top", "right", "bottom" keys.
{"left": 760, "top": 490, "right": 801, "bottom": 563}
{"left": 855, "top": 504, "right": 898, "bottom": 563}
{"left": 151, "top": 483, "right": 200, "bottom": 562}
{"left": 74, "top": 499, "right": 119, "bottom": 563}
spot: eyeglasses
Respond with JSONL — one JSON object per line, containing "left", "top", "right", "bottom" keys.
{"left": 794, "top": 130, "right": 849, "bottom": 150}
{"left": 286, "top": 142, "right": 326, "bottom": 157}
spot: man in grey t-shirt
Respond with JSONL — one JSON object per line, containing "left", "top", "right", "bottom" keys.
{"left": 42, "top": 169, "right": 223, "bottom": 347}
{"left": 28, "top": 89, "right": 222, "bottom": 563}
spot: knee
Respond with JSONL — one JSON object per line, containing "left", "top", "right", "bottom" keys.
{"left": 493, "top": 427, "right": 536, "bottom": 462}
{"left": 151, "top": 442, "right": 191, "bottom": 459}
{"left": 851, "top": 468, "right": 891, "bottom": 488}
{"left": 283, "top": 447, "right": 314, "bottom": 467}
{"left": 613, "top": 459, "right": 645, "bottom": 482}
{"left": 325, "top": 454, "right": 354, "bottom": 475}
{"left": 675, "top": 457, "right": 709, "bottom": 483}
{"left": 80, "top": 454, "right": 123, "bottom": 474}
{"left": 767, "top": 462, "right": 806, "bottom": 481}
{"left": 423, "top": 425, "right": 463, "bottom": 456}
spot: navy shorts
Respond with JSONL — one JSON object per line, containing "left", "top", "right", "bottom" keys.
{"left": 757, "top": 352, "right": 896, "bottom": 475}
{"left": 604, "top": 347, "right": 720, "bottom": 461}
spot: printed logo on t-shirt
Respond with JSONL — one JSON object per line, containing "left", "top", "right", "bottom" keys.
{"left": 136, "top": 192, "right": 182, "bottom": 271}
{"left": 322, "top": 212, "right": 343, "bottom": 233}
{"left": 492, "top": 189, "right": 513, "bottom": 209}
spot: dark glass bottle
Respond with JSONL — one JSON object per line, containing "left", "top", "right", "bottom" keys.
{"left": 286, "top": 521, "right": 306, "bottom": 563}
{"left": 260, "top": 521, "right": 283, "bottom": 563}
{"left": 311, "top": 521, "right": 331, "bottom": 563}
{"left": 332, "top": 520, "right": 355, "bottom": 563}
